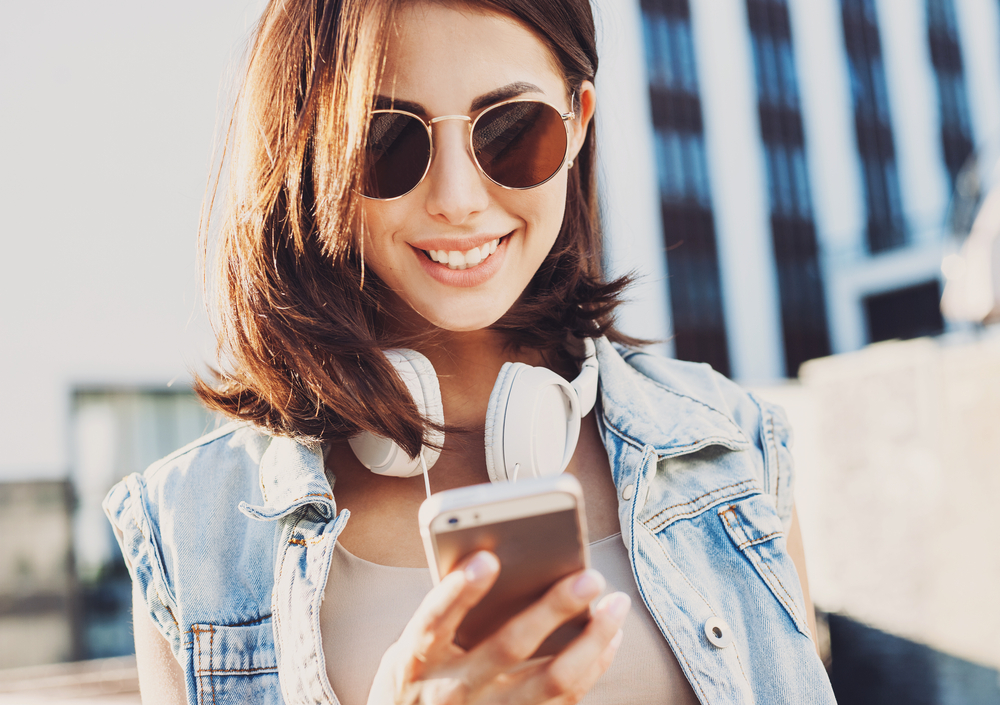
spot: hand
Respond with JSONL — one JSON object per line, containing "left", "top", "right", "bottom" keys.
{"left": 367, "top": 551, "right": 630, "bottom": 705}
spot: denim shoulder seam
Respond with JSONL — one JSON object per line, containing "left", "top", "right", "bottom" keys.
{"left": 144, "top": 421, "right": 253, "bottom": 480}
{"left": 103, "top": 474, "right": 183, "bottom": 655}
{"left": 745, "top": 392, "right": 795, "bottom": 528}
{"left": 617, "top": 354, "right": 750, "bottom": 445}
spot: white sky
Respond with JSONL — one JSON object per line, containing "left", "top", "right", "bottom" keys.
{"left": 0, "top": 0, "right": 266, "bottom": 478}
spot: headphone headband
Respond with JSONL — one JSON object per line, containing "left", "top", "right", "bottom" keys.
{"left": 572, "top": 337, "right": 599, "bottom": 417}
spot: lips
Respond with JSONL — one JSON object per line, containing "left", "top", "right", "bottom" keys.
{"left": 413, "top": 233, "right": 510, "bottom": 288}
{"left": 422, "top": 236, "right": 502, "bottom": 270}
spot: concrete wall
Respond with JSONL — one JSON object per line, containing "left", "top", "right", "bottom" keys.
{"left": 754, "top": 329, "right": 1000, "bottom": 670}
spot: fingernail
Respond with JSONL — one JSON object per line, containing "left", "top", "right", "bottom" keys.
{"left": 464, "top": 552, "right": 498, "bottom": 583}
{"left": 572, "top": 569, "right": 605, "bottom": 598}
{"left": 609, "top": 629, "right": 624, "bottom": 650}
{"left": 599, "top": 592, "right": 631, "bottom": 620}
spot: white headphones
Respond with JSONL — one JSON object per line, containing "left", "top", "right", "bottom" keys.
{"left": 347, "top": 339, "right": 599, "bottom": 483}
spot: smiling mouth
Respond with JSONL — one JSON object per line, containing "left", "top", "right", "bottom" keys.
{"left": 423, "top": 236, "right": 503, "bottom": 270}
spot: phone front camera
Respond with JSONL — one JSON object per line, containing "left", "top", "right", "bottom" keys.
{"left": 448, "top": 517, "right": 459, "bottom": 525}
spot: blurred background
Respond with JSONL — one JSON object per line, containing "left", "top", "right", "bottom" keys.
{"left": 0, "top": 0, "right": 997, "bottom": 702}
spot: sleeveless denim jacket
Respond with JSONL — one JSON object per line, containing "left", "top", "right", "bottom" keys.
{"left": 104, "top": 338, "right": 836, "bottom": 704}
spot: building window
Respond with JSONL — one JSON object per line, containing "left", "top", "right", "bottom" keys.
{"left": 654, "top": 131, "right": 712, "bottom": 206}
{"left": 864, "top": 281, "right": 945, "bottom": 343}
{"left": 642, "top": 0, "right": 731, "bottom": 376}
{"left": 841, "top": 0, "right": 907, "bottom": 253}
{"left": 750, "top": 33, "right": 799, "bottom": 110}
{"left": 643, "top": 11, "right": 699, "bottom": 93}
{"left": 748, "top": 0, "right": 831, "bottom": 376}
{"left": 763, "top": 143, "right": 814, "bottom": 220}
{"left": 927, "top": 0, "right": 974, "bottom": 184}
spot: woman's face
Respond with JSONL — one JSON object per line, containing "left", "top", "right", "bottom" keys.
{"left": 359, "top": 2, "right": 595, "bottom": 332}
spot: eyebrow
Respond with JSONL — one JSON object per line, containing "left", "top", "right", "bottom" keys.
{"left": 471, "top": 82, "right": 544, "bottom": 111}
{"left": 373, "top": 81, "right": 545, "bottom": 115}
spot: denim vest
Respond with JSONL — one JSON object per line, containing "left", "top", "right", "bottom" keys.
{"left": 104, "top": 338, "right": 836, "bottom": 704}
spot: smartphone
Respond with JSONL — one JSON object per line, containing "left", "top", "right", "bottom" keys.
{"left": 418, "top": 474, "right": 590, "bottom": 658}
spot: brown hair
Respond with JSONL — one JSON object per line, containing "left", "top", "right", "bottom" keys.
{"left": 196, "top": 0, "right": 635, "bottom": 457}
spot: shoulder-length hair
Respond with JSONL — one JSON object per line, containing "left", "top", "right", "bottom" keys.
{"left": 196, "top": 0, "right": 635, "bottom": 457}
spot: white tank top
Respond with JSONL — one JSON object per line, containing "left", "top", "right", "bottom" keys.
{"left": 320, "top": 533, "right": 699, "bottom": 705}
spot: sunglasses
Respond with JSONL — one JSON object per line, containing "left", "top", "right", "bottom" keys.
{"left": 361, "top": 98, "right": 576, "bottom": 200}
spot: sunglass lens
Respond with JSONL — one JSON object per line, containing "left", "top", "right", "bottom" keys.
{"left": 363, "top": 112, "right": 430, "bottom": 199}
{"left": 473, "top": 102, "right": 567, "bottom": 189}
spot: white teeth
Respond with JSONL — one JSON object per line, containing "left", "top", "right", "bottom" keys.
{"left": 425, "top": 238, "right": 501, "bottom": 270}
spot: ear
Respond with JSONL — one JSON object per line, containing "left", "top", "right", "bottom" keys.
{"left": 567, "top": 80, "right": 596, "bottom": 164}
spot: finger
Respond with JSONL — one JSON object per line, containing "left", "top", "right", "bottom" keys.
{"left": 518, "top": 592, "right": 630, "bottom": 704}
{"left": 532, "top": 630, "right": 626, "bottom": 705}
{"left": 462, "top": 568, "right": 607, "bottom": 683}
{"left": 401, "top": 551, "right": 500, "bottom": 658}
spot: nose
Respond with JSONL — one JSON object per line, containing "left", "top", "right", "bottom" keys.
{"left": 423, "top": 118, "right": 490, "bottom": 225}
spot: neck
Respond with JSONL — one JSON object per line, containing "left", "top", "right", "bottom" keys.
{"left": 417, "top": 329, "right": 551, "bottom": 430}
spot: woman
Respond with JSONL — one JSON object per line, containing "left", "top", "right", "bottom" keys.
{"left": 105, "top": 0, "right": 837, "bottom": 703}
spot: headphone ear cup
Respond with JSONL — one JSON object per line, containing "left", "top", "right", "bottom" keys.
{"left": 348, "top": 349, "right": 444, "bottom": 477}
{"left": 484, "top": 361, "right": 523, "bottom": 483}
{"left": 484, "top": 362, "right": 581, "bottom": 482}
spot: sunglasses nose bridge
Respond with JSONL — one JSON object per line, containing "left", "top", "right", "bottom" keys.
{"left": 426, "top": 114, "right": 479, "bottom": 173}
{"left": 422, "top": 115, "right": 491, "bottom": 222}
{"left": 427, "top": 114, "right": 473, "bottom": 126}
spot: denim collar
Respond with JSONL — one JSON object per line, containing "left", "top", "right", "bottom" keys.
{"left": 241, "top": 338, "right": 750, "bottom": 521}
{"left": 239, "top": 434, "right": 335, "bottom": 522}
{"left": 594, "top": 337, "right": 750, "bottom": 457}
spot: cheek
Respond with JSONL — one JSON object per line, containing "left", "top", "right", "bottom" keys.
{"left": 358, "top": 204, "right": 401, "bottom": 270}
{"left": 539, "top": 189, "right": 566, "bottom": 264}
{"left": 522, "top": 178, "right": 569, "bottom": 249}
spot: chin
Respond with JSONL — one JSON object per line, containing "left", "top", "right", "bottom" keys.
{"left": 414, "top": 301, "right": 509, "bottom": 333}
{"left": 425, "top": 313, "right": 503, "bottom": 333}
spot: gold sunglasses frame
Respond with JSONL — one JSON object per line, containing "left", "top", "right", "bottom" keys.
{"left": 360, "top": 97, "right": 576, "bottom": 201}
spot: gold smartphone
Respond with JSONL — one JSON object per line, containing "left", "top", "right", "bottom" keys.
{"left": 418, "top": 474, "right": 590, "bottom": 657}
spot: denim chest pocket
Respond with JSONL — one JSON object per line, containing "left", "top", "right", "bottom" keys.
{"left": 191, "top": 618, "right": 282, "bottom": 705}
{"left": 717, "top": 497, "right": 810, "bottom": 637}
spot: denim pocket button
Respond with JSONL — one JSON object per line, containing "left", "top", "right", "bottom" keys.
{"left": 704, "top": 616, "right": 733, "bottom": 648}
{"left": 621, "top": 484, "right": 635, "bottom": 501}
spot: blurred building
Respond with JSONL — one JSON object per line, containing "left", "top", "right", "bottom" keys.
{"left": 597, "top": 0, "right": 1000, "bottom": 379}
{"left": 0, "top": 388, "right": 217, "bottom": 669}
{"left": 69, "top": 388, "right": 219, "bottom": 663}
{"left": 0, "top": 481, "right": 76, "bottom": 668}
{"left": 0, "top": 0, "right": 254, "bottom": 669}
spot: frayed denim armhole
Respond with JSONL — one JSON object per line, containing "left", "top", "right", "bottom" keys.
{"left": 747, "top": 394, "right": 796, "bottom": 533}
{"left": 103, "top": 475, "right": 183, "bottom": 656}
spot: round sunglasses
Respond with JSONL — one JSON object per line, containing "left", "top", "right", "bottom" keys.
{"left": 360, "top": 98, "right": 576, "bottom": 200}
